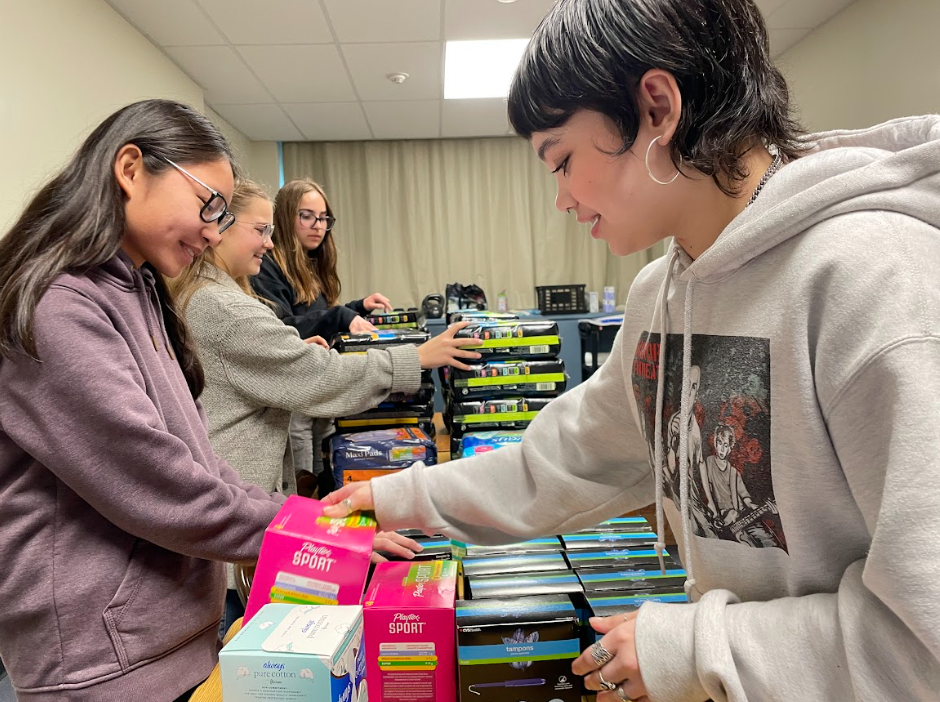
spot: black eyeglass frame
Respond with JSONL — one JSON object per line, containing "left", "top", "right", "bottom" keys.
{"left": 163, "top": 158, "right": 236, "bottom": 233}
{"left": 297, "top": 209, "right": 337, "bottom": 232}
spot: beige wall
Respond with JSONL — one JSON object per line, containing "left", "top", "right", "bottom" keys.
{"left": 778, "top": 0, "right": 940, "bottom": 132}
{"left": 205, "top": 107, "right": 251, "bottom": 169}
{"left": 0, "top": 0, "right": 208, "bottom": 232}
{"left": 247, "top": 142, "right": 282, "bottom": 198}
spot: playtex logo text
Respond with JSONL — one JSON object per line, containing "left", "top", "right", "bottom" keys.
{"left": 389, "top": 613, "right": 425, "bottom": 634}
{"left": 293, "top": 542, "right": 337, "bottom": 572}
{"left": 411, "top": 562, "right": 439, "bottom": 598}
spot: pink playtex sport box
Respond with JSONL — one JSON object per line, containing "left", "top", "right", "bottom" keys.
{"left": 244, "top": 495, "right": 376, "bottom": 623}
{"left": 363, "top": 560, "right": 458, "bottom": 702}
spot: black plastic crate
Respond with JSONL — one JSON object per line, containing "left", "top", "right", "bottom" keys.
{"left": 536, "top": 284, "right": 587, "bottom": 314}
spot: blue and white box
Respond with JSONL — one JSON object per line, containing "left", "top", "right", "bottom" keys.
{"left": 220, "top": 603, "right": 365, "bottom": 702}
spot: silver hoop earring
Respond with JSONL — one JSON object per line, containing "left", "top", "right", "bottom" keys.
{"left": 645, "top": 136, "right": 680, "bottom": 185}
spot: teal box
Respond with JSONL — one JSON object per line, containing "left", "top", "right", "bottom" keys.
{"left": 451, "top": 537, "right": 563, "bottom": 560}
{"left": 220, "top": 604, "right": 365, "bottom": 702}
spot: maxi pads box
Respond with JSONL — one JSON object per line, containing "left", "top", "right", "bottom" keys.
{"left": 220, "top": 603, "right": 365, "bottom": 702}
{"left": 363, "top": 560, "right": 458, "bottom": 702}
{"left": 244, "top": 495, "right": 376, "bottom": 623}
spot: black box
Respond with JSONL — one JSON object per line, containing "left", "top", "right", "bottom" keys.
{"left": 365, "top": 307, "right": 424, "bottom": 329}
{"left": 462, "top": 553, "right": 570, "bottom": 578}
{"left": 450, "top": 311, "right": 520, "bottom": 323}
{"left": 564, "top": 547, "right": 678, "bottom": 571}
{"left": 576, "top": 566, "right": 687, "bottom": 594}
{"left": 466, "top": 569, "right": 583, "bottom": 601}
{"left": 379, "top": 534, "right": 453, "bottom": 562}
{"left": 454, "top": 320, "right": 561, "bottom": 360}
{"left": 452, "top": 537, "right": 564, "bottom": 560}
{"left": 456, "top": 595, "right": 581, "bottom": 702}
{"left": 450, "top": 397, "right": 552, "bottom": 438}
{"left": 583, "top": 591, "right": 688, "bottom": 645}
{"left": 569, "top": 517, "right": 651, "bottom": 533}
{"left": 332, "top": 328, "right": 429, "bottom": 353}
{"left": 449, "top": 359, "right": 567, "bottom": 400}
{"left": 559, "top": 531, "right": 658, "bottom": 551}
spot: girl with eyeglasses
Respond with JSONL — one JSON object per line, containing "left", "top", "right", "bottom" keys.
{"left": 0, "top": 99, "right": 282, "bottom": 701}
{"left": 170, "top": 178, "right": 480, "bottom": 634}
{"left": 252, "top": 179, "right": 396, "bottom": 491}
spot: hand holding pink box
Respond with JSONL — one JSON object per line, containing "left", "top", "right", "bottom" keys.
{"left": 244, "top": 495, "right": 376, "bottom": 623}
{"left": 363, "top": 560, "right": 458, "bottom": 702}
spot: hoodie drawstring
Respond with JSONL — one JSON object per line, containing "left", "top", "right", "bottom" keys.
{"left": 650, "top": 245, "right": 698, "bottom": 602}
{"left": 137, "top": 268, "right": 175, "bottom": 360}
{"left": 677, "top": 277, "right": 698, "bottom": 601}
{"left": 651, "top": 247, "right": 679, "bottom": 578}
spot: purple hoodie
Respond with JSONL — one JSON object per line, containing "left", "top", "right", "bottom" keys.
{"left": 0, "top": 252, "right": 284, "bottom": 701}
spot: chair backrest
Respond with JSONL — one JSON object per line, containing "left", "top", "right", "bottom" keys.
{"left": 233, "top": 563, "right": 256, "bottom": 606}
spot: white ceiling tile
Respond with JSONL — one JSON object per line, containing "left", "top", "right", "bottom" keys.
{"left": 442, "top": 98, "right": 510, "bottom": 138}
{"left": 165, "top": 46, "right": 272, "bottom": 103}
{"left": 323, "top": 0, "right": 441, "bottom": 43}
{"left": 104, "top": 0, "right": 225, "bottom": 46}
{"left": 196, "top": 0, "right": 333, "bottom": 45}
{"left": 363, "top": 101, "right": 440, "bottom": 139}
{"left": 237, "top": 45, "right": 356, "bottom": 103}
{"left": 343, "top": 43, "right": 442, "bottom": 101}
{"left": 769, "top": 27, "right": 812, "bottom": 56}
{"left": 210, "top": 103, "right": 305, "bottom": 141}
{"left": 766, "top": 0, "right": 857, "bottom": 29}
{"left": 283, "top": 103, "right": 373, "bottom": 141}
{"left": 444, "top": 0, "right": 556, "bottom": 41}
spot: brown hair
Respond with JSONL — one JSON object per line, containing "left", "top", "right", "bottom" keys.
{"left": 170, "top": 179, "right": 273, "bottom": 312}
{"left": 271, "top": 179, "right": 341, "bottom": 306}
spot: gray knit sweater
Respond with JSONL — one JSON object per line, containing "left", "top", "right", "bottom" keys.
{"left": 185, "top": 264, "right": 421, "bottom": 500}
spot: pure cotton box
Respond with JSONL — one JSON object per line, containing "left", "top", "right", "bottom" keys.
{"left": 244, "top": 495, "right": 376, "bottom": 623}
{"left": 363, "top": 560, "right": 459, "bottom": 702}
{"left": 220, "top": 603, "right": 365, "bottom": 702}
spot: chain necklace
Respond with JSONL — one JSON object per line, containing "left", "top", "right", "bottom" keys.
{"left": 746, "top": 150, "right": 782, "bottom": 207}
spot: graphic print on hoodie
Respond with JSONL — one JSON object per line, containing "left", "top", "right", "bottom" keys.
{"left": 632, "top": 333, "right": 786, "bottom": 551}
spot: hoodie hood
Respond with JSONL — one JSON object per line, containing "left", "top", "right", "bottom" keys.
{"left": 686, "top": 115, "right": 940, "bottom": 283}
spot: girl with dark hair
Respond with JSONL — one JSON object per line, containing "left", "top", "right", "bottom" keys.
{"left": 324, "top": 1, "right": 940, "bottom": 700}
{"left": 170, "top": 178, "right": 479, "bottom": 633}
{"left": 0, "top": 99, "right": 283, "bottom": 702}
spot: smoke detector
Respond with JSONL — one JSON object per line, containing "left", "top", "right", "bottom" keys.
{"left": 386, "top": 72, "right": 409, "bottom": 84}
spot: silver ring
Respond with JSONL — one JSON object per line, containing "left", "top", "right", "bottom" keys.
{"left": 341, "top": 497, "right": 354, "bottom": 513}
{"left": 622, "top": 612, "right": 631, "bottom": 622}
{"left": 590, "top": 641, "right": 614, "bottom": 667}
{"left": 617, "top": 684, "right": 633, "bottom": 701}
{"left": 597, "top": 670, "right": 617, "bottom": 691}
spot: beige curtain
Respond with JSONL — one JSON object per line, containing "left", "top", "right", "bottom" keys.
{"left": 282, "top": 137, "right": 665, "bottom": 311}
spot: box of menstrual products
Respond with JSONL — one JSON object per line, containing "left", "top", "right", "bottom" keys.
{"left": 243, "top": 495, "right": 376, "bottom": 623}
{"left": 220, "top": 604, "right": 365, "bottom": 702}
{"left": 362, "top": 560, "right": 459, "bottom": 702}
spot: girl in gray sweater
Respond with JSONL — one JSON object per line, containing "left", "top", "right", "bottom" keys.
{"left": 171, "top": 179, "right": 480, "bottom": 629}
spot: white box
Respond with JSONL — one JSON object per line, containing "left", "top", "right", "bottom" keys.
{"left": 220, "top": 604, "right": 366, "bottom": 702}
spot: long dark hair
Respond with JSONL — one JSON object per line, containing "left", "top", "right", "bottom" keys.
{"left": 271, "top": 179, "right": 341, "bottom": 306}
{"left": 508, "top": 0, "right": 806, "bottom": 195}
{"left": 0, "top": 99, "right": 233, "bottom": 397}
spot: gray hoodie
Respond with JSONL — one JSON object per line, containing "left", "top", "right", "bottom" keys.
{"left": 0, "top": 253, "right": 285, "bottom": 701}
{"left": 372, "top": 115, "right": 940, "bottom": 701}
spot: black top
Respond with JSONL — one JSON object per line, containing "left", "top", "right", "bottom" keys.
{"left": 251, "top": 254, "right": 368, "bottom": 339}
